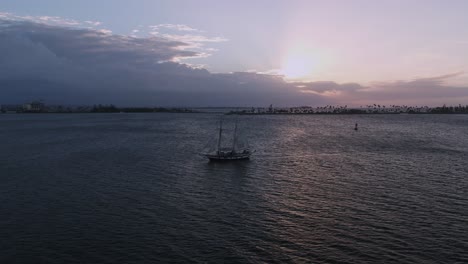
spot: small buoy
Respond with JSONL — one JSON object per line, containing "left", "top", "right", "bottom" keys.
{"left": 354, "top": 123, "right": 358, "bottom": 131}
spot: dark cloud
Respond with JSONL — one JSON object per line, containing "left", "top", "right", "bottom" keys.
{"left": 0, "top": 19, "right": 324, "bottom": 106}
{"left": 361, "top": 73, "right": 468, "bottom": 105}
{"left": 0, "top": 20, "right": 198, "bottom": 66}
{"left": 0, "top": 18, "right": 467, "bottom": 107}
{"left": 295, "top": 73, "right": 468, "bottom": 106}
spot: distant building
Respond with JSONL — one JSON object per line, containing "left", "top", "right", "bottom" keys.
{"left": 23, "top": 101, "right": 45, "bottom": 112}
{"left": 1, "top": 104, "right": 21, "bottom": 113}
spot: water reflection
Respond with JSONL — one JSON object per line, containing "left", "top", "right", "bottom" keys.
{"left": 1, "top": 113, "right": 468, "bottom": 263}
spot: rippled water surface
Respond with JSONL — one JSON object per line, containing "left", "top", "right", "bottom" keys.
{"left": 1, "top": 113, "right": 467, "bottom": 263}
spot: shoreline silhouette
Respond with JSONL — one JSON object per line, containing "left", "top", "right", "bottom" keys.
{"left": 1, "top": 102, "right": 467, "bottom": 114}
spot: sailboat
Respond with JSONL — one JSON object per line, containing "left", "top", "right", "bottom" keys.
{"left": 203, "top": 119, "right": 254, "bottom": 161}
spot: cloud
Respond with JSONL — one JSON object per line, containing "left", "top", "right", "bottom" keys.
{"left": 0, "top": 17, "right": 322, "bottom": 106}
{"left": 157, "top": 34, "right": 228, "bottom": 43}
{"left": 1, "top": 13, "right": 467, "bottom": 107}
{"left": 298, "top": 81, "right": 365, "bottom": 94}
{"left": 362, "top": 72, "right": 468, "bottom": 104}
{"left": 84, "top": 20, "right": 102, "bottom": 27}
{"left": 150, "top": 24, "right": 200, "bottom": 32}
{"left": 0, "top": 20, "right": 198, "bottom": 66}
{"left": 296, "top": 72, "right": 468, "bottom": 105}
{"left": 37, "top": 16, "right": 80, "bottom": 26}
{"left": 147, "top": 23, "right": 227, "bottom": 58}
{"left": 0, "top": 12, "right": 102, "bottom": 29}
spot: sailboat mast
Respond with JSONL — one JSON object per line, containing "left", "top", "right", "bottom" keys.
{"left": 232, "top": 118, "right": 238, "bottom": 152}
{"left": 217, "top": 119, "right": 223, "bottom": 152}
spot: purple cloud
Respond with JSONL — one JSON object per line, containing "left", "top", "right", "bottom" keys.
{"left": 296, "top": 72, "right": 468, "bottom": 106}
{"left": 0, "top": 14, "right": 467, "bottom": 107}
{"left": 0, "top": 18, "right": 323, "bottom": 106}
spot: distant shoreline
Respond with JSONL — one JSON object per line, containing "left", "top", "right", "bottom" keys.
{"left": 2, "top": 103, "right": 467, "bottom": 115}
{"left": 226, "top": 105, "right": 468, "bottom": 115}
{"left": 2, "top": 111, "right": 468, "bottom": 115}
{"left": 227, "top": 112, "right": 468, "bottom": 115}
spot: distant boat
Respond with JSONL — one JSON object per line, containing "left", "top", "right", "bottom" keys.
{"left": 203, "top": 119, "right": 254, "bottom": 161}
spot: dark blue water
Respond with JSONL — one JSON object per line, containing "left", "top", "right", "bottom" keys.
{"left": 1, "top": 113, "right": 467, "bottom": 263}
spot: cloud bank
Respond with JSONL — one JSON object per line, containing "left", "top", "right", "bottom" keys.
{"left": 297, "top": 72, "right": 468, "bottom": 106}
{"left": 0, "top": 13, "right": 467, "bottom": 106}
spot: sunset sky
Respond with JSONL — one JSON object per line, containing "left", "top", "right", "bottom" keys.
{"left": 1, "top": 0, "right": 468, "bottom": 106}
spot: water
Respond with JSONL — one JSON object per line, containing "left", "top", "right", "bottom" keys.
{"left": 1, "top": 113, "right": 467, "bottom": 263}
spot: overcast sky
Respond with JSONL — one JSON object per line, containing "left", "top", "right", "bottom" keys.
{"left": 1, "top": 0, "right": 468, "bottom": 106}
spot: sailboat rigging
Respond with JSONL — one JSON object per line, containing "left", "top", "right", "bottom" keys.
{"left": 203, "top": 118, "right": 254, "bottom": 161}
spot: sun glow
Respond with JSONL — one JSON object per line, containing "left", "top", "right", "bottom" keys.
{"left": 281, "top": 55, "right": 316, "bottom": 80}
{"left": 280, "top": 45, "right": 324, "bottom": 81}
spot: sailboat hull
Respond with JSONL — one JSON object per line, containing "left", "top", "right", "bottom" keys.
{"left": 205, "top": 119, "right": 254, "bottom": 161}
{"left": 205, "top": 153, "right": 251, "bottom": 161}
